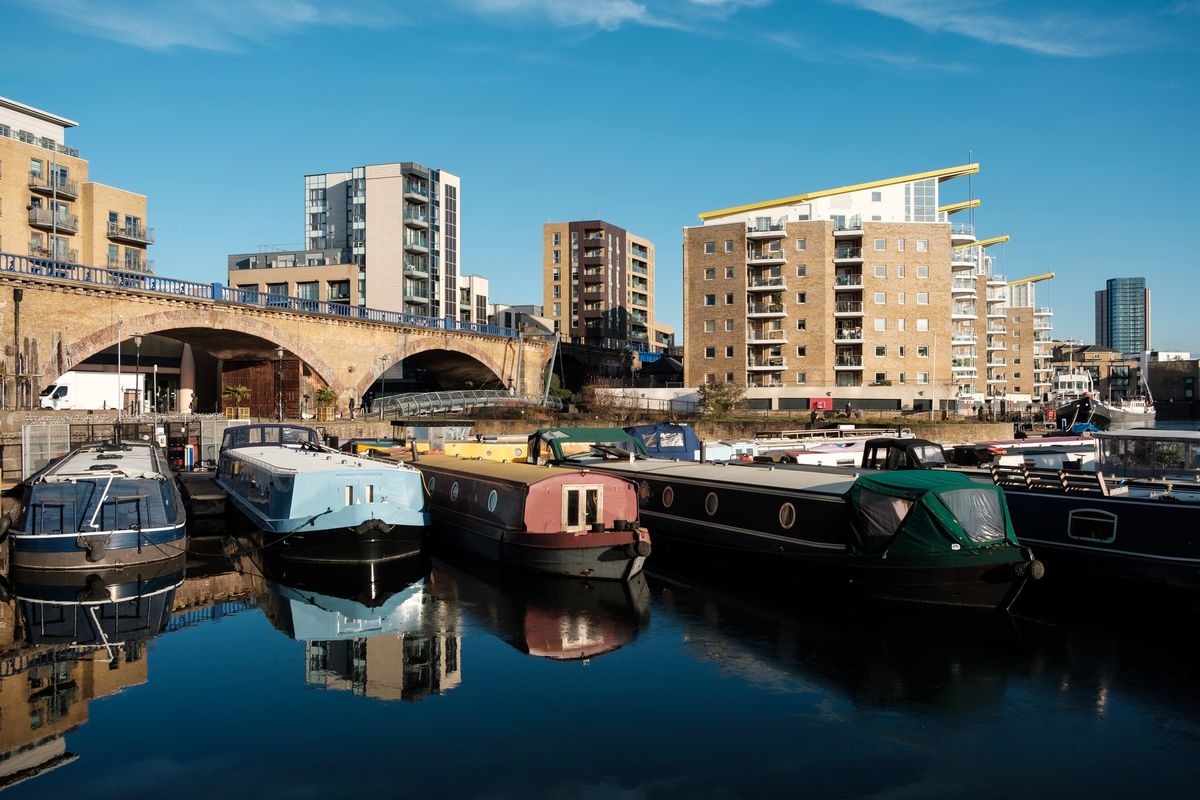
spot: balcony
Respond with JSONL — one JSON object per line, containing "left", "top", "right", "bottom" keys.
{"left": 29, "top": 172, "right": 78, "bottom": 199}
{"left": 834, "top": 301, "right": 864, "bottom": 316}
{"left": 951, "top": 278, "right": 976, "bottom": 295}
{"left": 30, "top": 207, "right": 78, "bottom": 234}
{"left": 988, "top": 358, "right": 1008, "bottom": 367}
{"left": 107, "top": 220, "right": 153, "bottom": 244}
{"left": 834, "top": 329, "right": 863, "bottom": 344}
{"left": 630, "top": 331, "right": 649, "bottom": 342}
{"left": 951, "top": 248, "right": 976, "bottom": 270}
{"left": 403, "top": 240, "right": 429, "bottom": 255}
{"left": 987, "top": 308, "right": 1007, "bottom": 318}
{"left": 951, "top": 333, "right": 977, "bottom": 345}
{"left": 748, "top": 377, "right": 785, "bottom": 388}
{"left": 31, "top": 245, "right": 77, "bottom": 263}
{"left": 986, "top": 340, "right": 1006, "bottom": 351}
{"left": 835, "top": 274, "right": 864, "bottom": 289}
{"left": 631, "top": 263, "right": 648, "bottom": 275}
{"left": 747, "top": 303, "right": 785, "bottom": 317}
{"left": 746, "top": 221, "right": 786, "bottom": 239}
{"left": 1034, "top": 318, "right": 1053, "bottom": 331}
{"left": 403, "top": 184, "right": 429, "bottom": 203}
{"left": 109, "top": 255, "right": 151, "bottom": 272}
{"left": 833, "top": 216, "right": 863, "bottom": 237}
{"left": 747, "top": 357, "right": 787, "bottom": 370}
{"left": 404, "top": 289, "right": 430, "bottom": 304}
{"left": 987, "top": 376, "right": 1008, "bottom": 384}
{"left": 403, "top": 265, "right": 429, "bottom": 279}
{"left": 951, "top": 360, "right": 977, "bottom": 372}
{"left": 1034, "top": 306, "right": 1053, "bottom": 316}
{"left": 833, "top": 247, "right": 863, "bottom": 263}
{"left": 747, "top": 250, "right": 786, "bottom": 265}
{"left": 951, "top": 305, "right": 977, "bottom": 320}
{"left": 747, "top": 276, "right": 786, "bottom": 291}
{"left": 835, "top": 355, "right": 864, "bottom": 370}
{"left": 581, "top": 271, "right": 604, "bottom": 283}
{"left": 950, "top": 222, "right": 975, "bottom": 244}
{"left": 747, "top": 329, "right": 787, "bottom": 344}
{"left": 403, "top": 212, "right": 429, "bottom": 229}
{"left": 987, "top": 273, "right": 1007, "bottom": 286}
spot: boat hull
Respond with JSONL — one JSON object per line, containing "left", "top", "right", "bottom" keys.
{"left": 8, "top": 524, "right": 188, "bottom": 570}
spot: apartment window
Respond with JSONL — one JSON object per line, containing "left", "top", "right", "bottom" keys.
{"left": 898, "top": 372, "right": 906, "bottom": 384}
{"left": 552, "top": 268, "right": 560, "bottom": 282}
{"left": 552, "top": 303, "right": 561, "bottom": 316}
{"left": 916, "top": 239, "right": 929, "bottom": 252}
{"left": 917, "top": 266, "right": 929, "bottom": 278}
{"left": 725, "top": 293, "right": 734, "bottom": 305}
{"left": 553, "top": 231, "right": 561, "bottom": 246}
{"left": 796, "top": 346, "right": 806, "bottom": 357}
{"left": 795, "top": 265, "right": 806, "bottom": 277}
{"left": 767, "top": 239, "right": 782, "bottom": 253}
{"left": 873, "top": 238, "right": 886, "bottom": 251}
{"left": 725, "top": 267, "right": 736, "bottom": 279}
{"left": 705, "top": 373, "right": 716, "bottom": 383}
{"left": 1013, "top": 329, "right": 1021, "bottom": 338}
{"left": 874, "top": 266, "right": 886, "bottom": 278}
{"left": 704, "top": 241, "right": 716, "bottom": 254}
{"left": 107, "top": 244, "right": 118, "bottom": 266}
{"left": 724, "top": 239, "right": 734, "bottom": 253}
{"left": 871, "top": 191, "right": 882, "bottom": 202}
{"left": 916, "top": 318, "right": 929, "bottom": 331}
{"left": 898, "top": 319, "right": 905, "bottom": 332}
{"left": 704, "top": 294, "right": 716, "bottom": 306}
{"left": 704, "top": 320, "right": 715, "bottom": 333}
{"left": 795, "top": 372, "right": 806, "bottom": 384}
{"left": 29, "top": 158, "right": 43, "bottom": 178}
{"left": 873, "top": 292, "right": 885, "bottom": 304}
{"left": 704, "top": 347, "right": 716, "bottom": 358}
{"left": 725, "top": 319, "right": 735, "bottom": 331}
{"left": 796, "top": 319, "right": 807, "bottom": 331}
{"left": 872, "top": 216, "right": 882, "bottom": 221}
{"left": 704, "top": 268, "right": 716, "bottom": 280}
{"left": 875, "top": 372, "right": 886, "bottom": 383}
{"left": 875, "top": 346, "right": 886, "bottom": 357}
{"left": 552, "top": 249, "right": 561, "bottom": 264}
{"left": 874, "top": 319, "right": 886, "bottom": 332}
{"left": 796, "top": 292, "right": 806, "bottom": 304}
{"left": 897, "top": 239, "right": 905, "bottom": 252}
{"left": 897, "top": 292, "right": 905, "bottom": 305}
{"left": 918, "top": 346, "right": 929, "bottom": 358}
{"left": 898, "top": 345, "right": 906, "bottom": 357}
{"left": 726, "top": 372, "right": 735, "bottom": 382}
{"left": 918, "top": 372, "right": 929, "bottom": 384}
{"left": 327, "top": 280, "right": 350, "bottom": 302}
{"left": 1013, "top": 315, "right": 1022, "bottom": 323}
{"left": 896, "top": 265, "right": 905, "bottom": 278}
{"left": 725, "top": 346, "right": 735, "bottom": 358}
{"left": 795, "top": 238, "right": 807, "bottom": 251}
{"left": 1013, "top": 343, "right": 1021, "bottom": 352}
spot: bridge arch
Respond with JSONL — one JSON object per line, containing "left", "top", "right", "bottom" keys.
{"left": 354, "top": 336, "right": 516, "bottom": 400}
{"left": 44, "top": 307, "right": 341, "bottom": 391}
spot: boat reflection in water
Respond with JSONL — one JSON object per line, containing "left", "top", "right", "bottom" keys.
{"left": 427, "top": 554, "right": 651, "bottom": 662}
{"left": 0, "top": 557, "right": 184, "bottom": 790}
{"left": 231, "top": 536, "right": 463, "bottom": 703}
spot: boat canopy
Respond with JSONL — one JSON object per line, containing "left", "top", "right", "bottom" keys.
{"left": 528, "top": 428, "right": 650, "bottom": 465}
{"left": 624, "top": 423, "right": 702, "bottom": 461}
{"left": 222, "top": 423, "right": 320, "bottom": 450}
{"left": 846, "top": 471, "right": 1017, "bottom": 556}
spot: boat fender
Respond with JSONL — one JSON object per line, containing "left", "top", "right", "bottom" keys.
{"left": 0, "top": 575, "right": 10, "bottom": 603}
{"left": 77, "top": 574, "right": 112, "bottom": 603}
{"left": 76, "top": 535, "right": 108, "bottom": 563}
{"left": 354, "top": 519, "right": 392, "bottom": 537}
{"left": 0, "top": 514, "right": 10, "bottom": 541}
{"left": 634, "top": 539, "right": 651, "bottom": 558}
{"left": 1029, "top": 560, "right": 1045, "bottom": 580}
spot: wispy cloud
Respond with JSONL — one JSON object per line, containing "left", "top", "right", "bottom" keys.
{"left": 834, "top": 0, "right": 1172, "bottom": 57}
{"left": 455, "top": 0, "right": 769, "bottom": 31}
{"left": 766, "top": 31, "right": 971, "bottom": 73}
{"left": 19, "top": 0, "right": 401, "bottom": 52}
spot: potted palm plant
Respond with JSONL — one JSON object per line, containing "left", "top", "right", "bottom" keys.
{"left": 222, "top": 384, "right": 251, "bottom": 419}
{"left": 314, "top": 386, "right": 338, "bottom": 422}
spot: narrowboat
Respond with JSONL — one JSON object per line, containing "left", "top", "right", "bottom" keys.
{"left": 6, "top": 440, "right": 187, "bottom": 570}
{"left": 413, "top": 453, "right": 651, "bottom": 581}
{"left": 215, "top": 423, "right": 428, "bottom": 544}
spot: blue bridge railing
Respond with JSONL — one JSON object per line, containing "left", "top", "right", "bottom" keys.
{"left": 1, "top": 252, "right": 518, "bottom": 339}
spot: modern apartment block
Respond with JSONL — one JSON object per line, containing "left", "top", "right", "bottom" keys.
{"left": 0, "top": 95, "right": 153, "bottom": 272}
{"left": 683, "top": 164, "right": 1053, "bottom": 410}
{"left": 1095, "top": 277, "right": 1151, "bottom": 355}
{"left": 542, "top": 220, "right": 657, "bottom": 350}
{"left": 228, "top": 162, "right": 481, "bottom": 320}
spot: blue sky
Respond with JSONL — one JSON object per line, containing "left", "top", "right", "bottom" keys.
{"left": 4, "top": 0, "right": 1198, "bottom": 347}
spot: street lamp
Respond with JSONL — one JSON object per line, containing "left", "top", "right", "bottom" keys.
{"left": 276, "top": 347, "right": 285, "bottom": 421}
{"left": 134, "top": 335, "right": 142, "bottom": 415}
{"left": 153, "top": 363, "right": 159, "bottom": 414}
{"left": 116, "top": 315, "right": 123, "bottom": 417}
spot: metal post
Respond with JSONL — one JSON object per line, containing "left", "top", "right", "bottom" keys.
{"left": 116, "top": 315, "right": 123, "bottom": 418}
{"left": 276, "top": 346, "right": 285, "bottom": 421}
{"left": 153, "top": 363, "right": 159, "bottom": 414}
{"left": 134, "top": 335, "right": 142, "bottom": 416}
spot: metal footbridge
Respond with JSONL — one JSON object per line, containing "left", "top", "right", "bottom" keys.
{"left": 373, "top": 390, "right": 561, "bottom": 418}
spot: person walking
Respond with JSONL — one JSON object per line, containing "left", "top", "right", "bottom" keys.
{"left": 349, "top": 396, "right": 356, "bottom": 420}
{"left": 809, "top": 409, "right": 818, "bottom": 429}
{"left": 844, "top": 400, "right": 853, "bottom": 417}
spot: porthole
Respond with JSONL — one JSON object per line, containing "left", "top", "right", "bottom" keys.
{"left": 514, "top": 447, "right": 524, "bottom": 457}
{"left": 704, "top": 492, "right": 719, "bottom": 516}
{"left": 638, "top": 480, "right": 651, "bottom": 502}
{"left": 487, "top": 489, "right": 498, "bottom": 513}
{"left": 427, "top": 476, "right": 436, "bottom": 492}
{"left": 779, "top": 502, "right": 796, "bottom": 529}
{"left": 662, "top": 485, "right": 675, "bottom": 508}
{"left": 450, "top": 481, "right": 460, "bottom": 502}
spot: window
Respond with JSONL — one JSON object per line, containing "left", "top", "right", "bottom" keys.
{"left": 704, "top": 294, "right": 716, "bottom": 306}
{"left": 874, "top": 238, "right": 886, "bottom": 251}
{"left": 725, "top": 346, "right": 734, "bottom": 358}
{"left": 795, "top": 265, "right": 807, "bottom": 277}
{"left": 725, "top": 239, "right": 734, "bottom": 253}
{"left": 297, "top": 281, "right": 319, "bottom": 300}
{"left": 796, "top": 319, "right": 807, "bottom": 331}
{"left": 553, "top": 285, "right": 561, "bottom": 299}
{"left": 917, "top": 266, "right": 929, "bottom": 278}
{"left": 874, "top": 266, "right": 886, "bottom": 278}
{"left": 553, "top": 231, "right": 561, "bottom": 246}
{"left": 896, "top": 265, "right": 905, "bottom": 278}
{"left": 552, "top": 303, "right": 561, "bottom": 316}
{"left": 875, "top": 372, "right": 887, "bottom": 383}
{"left": 725, "top": 267, "right": 735, "bottom": 279}
{"left": 795, "top": 372, "right": 806, "bottom": 384}
{"left": 725, "top": 293, "right": 734, "bottom": 305}
{"left": 795, "top": 238, "right": 807, "bottom": 251}
{"left": 726, "top": 372, "right": 735, "bottom": 382}
{"left": 875, "top": 346, "right": 886, "bottom": 357}
{"left": 796, "top": 292, "right": 806, "bottom": 304}
{"left": 917, "top": 372, "right": 929, "bottom": 384}
{"left": 898, "top": 319, "right": 905, "bottom": 332}
{"left": 897, "top": 292, "right": 905, "bottom": 305}
{"left": 898, "top": 345, "right": 906, "bottom": 357}
{"left": 704, "top": 320, "right": 715, "bottom": 333}
{"left": 874, "top": 292, "right": 886, "bottom": 304}
{"left": 918, "top": 346, "right": 929, "bottom": 358}
{"left": 704, "top": 268, "right": 716, "bottom": 280}
{"left": 327, "top": 280, "right": 350, "bottom": 302}
{"left": 1012, "top": 343, "right": 1021, "bottom": 352}
{"left": 552, "top": 249, "right": 561, "bottom": 264}
{"left": 563, "top": 486, "right": 602, "bottom": 532}
{"left": 552, "top": 268, "right": 560, "bottom": 281}
{"left": 796, "top": 346, "right": 807, "bottom": 357}
{"left": 871, "top": 191, "right": 882, "bottom": 202}
{"left": 898, "top": 372, "right": 906, "bottom": 383}
{"left": 916, "top": 318, "right": 929, "bottom": 331}
{"left": 874, "top": 319, "right": 886, "bottom": 332}
{"left": 704, "top": 241, "right": 716, "bottom": 254}
{"left": 704, "top": 347, "right": 716, "bottom": 358}
{"left": 725, "top": 319, "right": 735, "bottom": 331}
{"left": 916, "top": 239, "right": 929, "bottom": 252}
{"left": 767, "top": 239, "right": 782, "bottom": 253}
{"left": 704, "top": 373, "right": 716, "bottom": 384}
{"left": 917, "top": 292, "right": 929, "bottom": 305}
{"left": 897, "top": 239, "right": 905, "bottom": 252}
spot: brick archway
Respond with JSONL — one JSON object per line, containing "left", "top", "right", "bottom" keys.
{"left": 353, "top": 336, "right": 515, "bottom": 399}
{"left": 44, "top": 307, "right": 341, "bottom": 391}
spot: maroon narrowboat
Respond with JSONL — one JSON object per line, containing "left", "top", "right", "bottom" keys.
{"left": 413, "top": 455, "right": 651, "bottom": 581}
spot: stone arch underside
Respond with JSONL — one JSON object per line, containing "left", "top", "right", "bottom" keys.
{"left": 354, "top": 338, "right": 517, "bottom": 399}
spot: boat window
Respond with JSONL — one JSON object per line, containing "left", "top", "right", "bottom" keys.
{"left": 911, "top": 445, "right": 946, "bottom": 466}
{"left": 586, "top": 489, "right": 600, "bottom": 525}
{"left": 345, "top": 485, "right": 354, "bottom": 506}
{"left": 641, "top": 433, "right": 657, "bottom": 447}
{"left": 662, "top": 485, "right": 675, "bottom": 508}
{"left": 1100, "top": 437, "right": 1125, "bottom": 471}
{"left": 660, "top": 432, "right": 685, "bottom": 449}
{"left": 488, "top": 489, "right": 498, "bottom": 513}
{"left": 450, "top": 481, "right": 460, "bottom": 502}
{"left": 858, "top": 488, "right": 913, "bottom": 538}
{"left": 366, "top": 485, "right": 375, "bottom": 503}
{"left": 563, "top": 485, "right": 603, "bottom": 531}
{"left": 427, "top": 476, "right": 436, "bottom": 492}
{"left": 940, "top": 489, "right": 1006, "bottom": 544}
{"left": 779, "top": 502, "right": 796, "bottom": 529}
{"left": 704, "top": 492, "right": 719, "bottom": 516}
{"left": 1153, "top": 441, "right": 1186, "bottom": 474}
{"left": 1127, "top": 440, "right": 1154, "bottom": 472}
{"left": 566, "top": 490, "right": 579, "bottom": 527}
{"left": 1067, "top": 509, "right": 1117, "bottom": 543}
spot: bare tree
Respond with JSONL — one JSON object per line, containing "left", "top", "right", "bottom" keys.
{"left": 697, "top": 381, "right": 745, "bottom": 414}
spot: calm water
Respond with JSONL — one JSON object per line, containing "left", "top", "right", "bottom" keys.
{"left": 3, "top": 526, "right": 1199, "bottom": 799}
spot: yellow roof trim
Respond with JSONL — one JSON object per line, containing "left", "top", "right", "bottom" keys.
{"left": 698, "top": 163, "right": 980, "bottom": 221}
{"left": 954, "top": 234, "right": 1009, "bottom": 250}
{"left": 1007, "top": 272, "right": 1055, "bottom": 286}
{"left": 938, "top": 199, "right": 980, "bottom": 214}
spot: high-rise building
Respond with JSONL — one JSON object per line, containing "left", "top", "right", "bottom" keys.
{"left": 228, "top": 163, "right": 481, "bottom": 320}
{"left": 0, "top": 95, "right": 153, "bottom": 272}
{"left": 682, "top": 164, "right": 1052, "bottom": 410}
{"left": 1095, "top": 277, "right": 1150, "bottom": 355}
{"left": 542, "top": 220, "right": 658, "bottom": 350}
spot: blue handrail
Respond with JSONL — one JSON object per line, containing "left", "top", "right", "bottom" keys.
{"left": 0, "top": 252, "right": 517, "bottom": 339}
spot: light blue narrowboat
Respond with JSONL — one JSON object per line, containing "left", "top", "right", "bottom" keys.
{"left": 6, "top": 441, "right": 187, "bottom": 570}
{"left": 215, "top": 423, "right": 428, "bottom": 542}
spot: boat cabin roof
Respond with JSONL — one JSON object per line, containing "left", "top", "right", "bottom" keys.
{"left": 596, "top": 459, "right": 861, "bottom": 496}
{"left": 222, "top": 423, "right": 320, "bottom": 450}
{"left": 415, "top": 454, "right": 619, "bottom": 486}
{"left": 39, "top": 441, "right": 166, "bottom": 482}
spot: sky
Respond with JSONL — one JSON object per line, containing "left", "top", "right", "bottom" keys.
{"left": 3, "top": 0, "right": 1198, "bottom": 348}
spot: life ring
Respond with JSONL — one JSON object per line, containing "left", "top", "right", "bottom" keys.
{"left": 1046, "top": 409, "right": 1056, "bottom": 422}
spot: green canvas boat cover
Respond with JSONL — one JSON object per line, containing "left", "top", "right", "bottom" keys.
{"left": 529, "top": 428, "right": 650, "bottom": 463}
{"left": 847, "top": 470, "right": 1018, "bottom": 556}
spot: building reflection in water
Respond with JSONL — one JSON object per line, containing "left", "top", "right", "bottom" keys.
{"left": 0, "top": 556, "right": 185, "bottom": 789}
